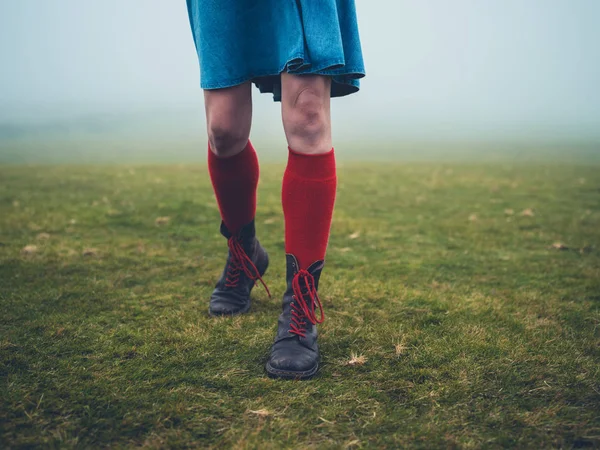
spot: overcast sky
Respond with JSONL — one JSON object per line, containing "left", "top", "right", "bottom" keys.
{"left": 1, "top": 0, "right": 599, "bottom": 141}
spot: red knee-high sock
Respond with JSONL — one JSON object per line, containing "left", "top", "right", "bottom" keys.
{"left": 208, "top": 141, "right": 259, "bottom": 234}
{"left": 282, "top": 147, "right": 337, "bottom": 269}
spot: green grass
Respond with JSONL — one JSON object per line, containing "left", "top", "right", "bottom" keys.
{"left": 1, "top": 161, "right": 599, "bottom": 448}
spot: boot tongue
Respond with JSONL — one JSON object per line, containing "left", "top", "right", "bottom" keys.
{"left": 221, "top": 221, "right": 256, "bottom": 254}
{"left": 290, "top": 267, "right": 325, "bottom": 327}
{"left": 224, "top": 226, "right": 271, "bottom": 298}
{"left": 283, "top": 253, "right": 325, "bottom": 323}
{"left": 284, "top": 254, "right": 325, "bottom": 311}
{"left": 285, "top": 254, "right": 324, "bottom": 283}
{"left": 220, "top": 220, "right": 256, "bottom": 240}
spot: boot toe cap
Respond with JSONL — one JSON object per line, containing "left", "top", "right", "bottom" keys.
{"left": 266, "top": 345, "right": 318, "bottom": 378}
{"left": 209, "top": 291, "right": 250, "bottom": 316}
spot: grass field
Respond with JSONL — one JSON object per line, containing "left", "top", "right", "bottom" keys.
{"left": 1, "top": 159, "right": 599, "bottom": 448}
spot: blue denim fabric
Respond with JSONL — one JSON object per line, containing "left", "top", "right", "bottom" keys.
{"left": 186, "top": 0, "right": 365, "bottom": 101}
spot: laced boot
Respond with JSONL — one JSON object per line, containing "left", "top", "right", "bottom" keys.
{"left": 209, "top": 220, "right": 270, "bottom": 316}
{"left": 266, "top": 254, "right": 325, "bottom": 379}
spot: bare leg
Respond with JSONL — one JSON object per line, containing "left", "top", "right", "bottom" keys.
{"left": 204, "top": 82, "right": 252, "bottom": 157}
{"left": 280, "top": 73, "right": 332, "bottom": 155}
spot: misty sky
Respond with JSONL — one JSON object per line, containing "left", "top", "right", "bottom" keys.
{"left": 1, "top": 0, "right": 599, "bottom": 141}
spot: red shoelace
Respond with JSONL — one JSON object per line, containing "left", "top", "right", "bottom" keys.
{"left": 289, "top": 269, "right": 325, "bottom": 338}
{"left": 224, "top": 237, "right": 271, "bottom": 297}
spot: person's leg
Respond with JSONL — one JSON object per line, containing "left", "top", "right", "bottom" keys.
{"left": 205, "top": 82, "right": 256, "bottom": 233}
{"left": 266, "top": 73, "right": 336, "bottom": 379}
{"left": 280, "top": 73, "right": 332, "bottom": 155}
{"left": 280, "top": 73, "right": 336, "bottom": 269}
{"left": 204, "top": 82, "right": 270, "bottom": 316}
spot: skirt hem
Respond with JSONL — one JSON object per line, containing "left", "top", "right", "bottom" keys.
{"left": 200, "top": 59, "right": 365, "bottom": 101}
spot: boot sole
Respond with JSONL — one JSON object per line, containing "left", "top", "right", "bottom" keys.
{"left": 265, "top": 361, "right": 319, "bottom": 380}
{"left": 208, "top": 301, "right": 251, "bottom": 317}
{"left": 208, "top": 250, "right": 269, "bottom": 317}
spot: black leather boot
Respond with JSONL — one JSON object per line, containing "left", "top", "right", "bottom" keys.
{"left": 209, "top": 220, "right": 270, "bottom": 316}
{"left": 266, "top": 254, "right": 325, "bottom": 379}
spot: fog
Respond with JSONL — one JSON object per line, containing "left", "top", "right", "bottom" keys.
{"left": 1, "top": 0, "right": 599, "bottom": 161}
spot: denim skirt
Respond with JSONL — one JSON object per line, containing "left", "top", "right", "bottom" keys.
{"left": 186, "top": 0, "right": 365, "bottom": 101}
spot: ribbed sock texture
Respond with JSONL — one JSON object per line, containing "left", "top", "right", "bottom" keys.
{"left": 282, "top": 147, "right": 337, "bottom": 269}
{"left": 208, "top": 141, "right": 259, "bottom": 234}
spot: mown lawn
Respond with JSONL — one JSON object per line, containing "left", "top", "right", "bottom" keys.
{"left": 1, "top": 161, "right": 599, "bottom": 448}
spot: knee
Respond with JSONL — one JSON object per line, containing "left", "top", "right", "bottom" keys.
{"left": 207, "top": 119, "right": 249, "bottom": 157}
{"left": 284, "top": 88, "right": 329, "bottom": 150}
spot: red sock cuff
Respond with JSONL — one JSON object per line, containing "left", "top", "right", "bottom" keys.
{"left": 283, "top": 147, "right": 337, "bottom": 269}
{"left": 208, "top": 140, "right": 257, "bottom": 172}
{"left": 208, "top": 140, "right": 259, "bottom": 233}
{"left": 286, "top": 147, "right": 336, "bottom": 180}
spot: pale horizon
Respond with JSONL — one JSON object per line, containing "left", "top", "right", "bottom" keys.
{"left": 1, "top": 0, "right": 600, "bottom": 148}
